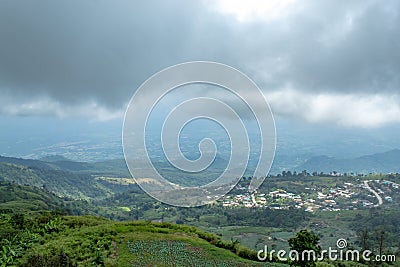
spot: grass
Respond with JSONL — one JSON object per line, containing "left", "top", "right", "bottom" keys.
{"left": 18, "top": 216, "right": 288, "bottom": 267}
{"left": 208, "top": 226, "right": 284, "bottom": 250}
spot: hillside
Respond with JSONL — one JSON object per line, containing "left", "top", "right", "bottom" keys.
{"left": 0, "top": 162, "right": 108, "bottom": 199}
{"left": 0, "top": 156, "right": 138, "bottom": 199}
{"left": 0, "top": 156, "right": 55, "bottom": 170}
{"left": 297, "top": 149, "right": 400, "bottom": 174}
{"left": 0, "top": 155, "right": 231, "bottom": 190}
{"left": 0, "top": 182, "right": 277, "bottom": 266}
{"left": 0, "top": 185, "right": 285, "bottom": 267}
{"left": 0, "top": 182, "right": 63, "bottom": 213}
{"left": 0, "top": 155, "right": 129, "bottom": 176}
{"left": 0, "top": 160, "right": 398, "bottom": 266}
{"left": 18, "top": 217, "right": 287, "bottom": 266}
{"left": 0, "top": 182, "right": 100, "bottom": 217}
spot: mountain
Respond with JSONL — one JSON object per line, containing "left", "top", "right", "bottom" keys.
{"left": 0, "top": 155, "right": 93, "bottom": 172}
{"left": 0, "top": 182, "right": 99, "bottom": 216}
{"left": 91, "top": 158, "right": 130, "bottom": 176}
{"left": 0, "top": 162, "right": 114, "bottom": 199}
{"left": 39, "top": 155, "right": 71, "bottom": 162}
{"left": 47, "top": 160, "right": 94, "bottom": 172}
{"left": 0, "top": 182, "right": 63, "bottom": 213}
{"left": 0, "top": 156, "right": 137, "bottom": 200}
{"left": 297, "top": 149, "right": 400, "bottom": 174}
{"left": 0, "top": 155, "right": 55, "bottom": 169}
{"left": 0, "top": 155, "right": 129, "bottom": 174}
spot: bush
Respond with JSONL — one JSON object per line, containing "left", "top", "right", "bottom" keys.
{"left": 23, "top": 251, "right": 77, "bottom": 267}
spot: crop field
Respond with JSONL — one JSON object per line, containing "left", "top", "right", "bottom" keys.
{"left": 126, "top": 239, "right": 284, "bottom": 267}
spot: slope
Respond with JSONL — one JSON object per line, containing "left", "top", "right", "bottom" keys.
{"left": 19, "top": 217, "right": 286, "bottom": 267}
{"left": 297, "top": 149, "right": 400, "bottom": 174}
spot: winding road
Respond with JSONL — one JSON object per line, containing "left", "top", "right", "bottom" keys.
{"left": 364, "top": 180, "right": 383, "bottom": 207}
{"left": 250, "top": 193, "right": 257, "bottom": 206}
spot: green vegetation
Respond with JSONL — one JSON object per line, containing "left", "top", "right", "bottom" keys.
{"left": 0, "top": 162, "right": 136, "bottom": 200}
{"left": 288, "top": 230, "right": 320, "bottom": 267}
{"left": 0, "top": 182, "right": 97, "bottom": 216}
{"left": 0, "top": 211, "right": 289, "bottom": 266}
{"left": 1, "top": 156, "right": 400, "bottom": 266}
{"left": 0, "top": 182, "right": 61, "bottom": 213}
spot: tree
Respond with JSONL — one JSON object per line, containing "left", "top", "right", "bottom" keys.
{"left": 288, "top": 230, "right": 321, "bottom": 267}
{"left": 357, "top": 228, "right": 370, "bottom": 251}
{"left": 374, "top": 228, "right": 385, "bottom": 256}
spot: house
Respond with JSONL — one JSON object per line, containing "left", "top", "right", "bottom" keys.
{"left": 384, "top": 196, "right": 393, "bottom": 202}
{"left": 269, "top": 190, "right": 281, "bottom": 197}
{"left": 362, "top": 200, "right": 373, "bottom": 207}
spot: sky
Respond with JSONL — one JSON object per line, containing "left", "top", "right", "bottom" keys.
{"left": 0, "top": 0, "right": 399, "bottom": 161}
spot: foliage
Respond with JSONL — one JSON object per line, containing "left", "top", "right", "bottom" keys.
{"left": 23, "top": 250, "right": 77, "bottom": 267}
{"left": 8, "top": 216, "right": 285, "bottom": 266}
{"left": 288, "top": 230, "right": 321, "bottom": 267}
{"left": 1, "top": 156, "right": 400, "bottom": 266}
{"left": 0, "top": 161, "right": 135, "bottom": 200}
{"left": 10, "top": 214, "right": 24, "bottom": 230}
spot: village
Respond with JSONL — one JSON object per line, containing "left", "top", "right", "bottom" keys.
{"left": 217, "top": 177, "right": 400, "bottom": 213}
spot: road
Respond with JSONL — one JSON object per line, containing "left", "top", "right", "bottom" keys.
{"left": 251, "top": 193, "right": 257, "bottom": 207}
{"left": 364, "top": 180, "right": 383, "bottom": 207}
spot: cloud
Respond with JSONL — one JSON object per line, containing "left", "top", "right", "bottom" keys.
{"left": 211, "top": 0, "right": 299, "bottom": 22}
{"left": 244, "top": 0, "right": 400, "bottom": 95}
{"left": 0, "top": 0, "right": 399, "bottom": 128}
{"left": 0, "top": 93, "right": 123, "bottom": 121}
{"left": 0, "top": 0, "right": 230, "bottom": 109}
{"left": 267, "top": 89, "right": 400, "bottom": 128}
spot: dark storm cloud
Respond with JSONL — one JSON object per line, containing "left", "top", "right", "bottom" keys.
{"left": 280, "top": 1, "right": 400, "bottom": 94}
{"left": 0, "top": 0, "right": 239, "bottom": 110}
{"left": 0, "top": 0, "right": 399, "bottom": 126}
{"left": 239, "top": 0, "right": 400, "bottom": 94}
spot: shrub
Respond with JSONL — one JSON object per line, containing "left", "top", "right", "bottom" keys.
{"left": 23, "top": 251, "right": 77, "bottom": 267}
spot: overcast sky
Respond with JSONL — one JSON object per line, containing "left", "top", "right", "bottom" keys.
{"left": 0, "top": 0, "right": 399, "bottom": 128}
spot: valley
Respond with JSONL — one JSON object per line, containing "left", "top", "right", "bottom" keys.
{"left": 1, "top": 155, "right": 399, "bottom": 266}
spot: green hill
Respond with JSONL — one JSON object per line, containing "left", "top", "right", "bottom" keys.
{"left": 0, "top": 182, "right": 100, "bottom": 217}
{"left": 0, "top": 155, "right": 129, "bottom": 176}
{"left": 0, "top": 188, "right": 285, "bottom": 266}
{"left": 0, "top": 162, "right": 109, "bottom": 199}
{"left": 0, "top": 161, "right": 137, "bottom": 200}
{"left": 0, "top": 182, "right": 285, "bottom": 266}
{"left": 0, "top": 156, "right": 55, "bottom": 170}
{"left": 19, "top": 217, "right": 287, "bottom": 267}
{"left": 0, "top": 182, "right": 63, "bottom": 213}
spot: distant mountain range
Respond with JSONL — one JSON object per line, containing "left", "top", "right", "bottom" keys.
{"left": 296, "top": 149, "right": 400, "bottom": 174}
{"left": 1, "top": 148, "right": 399, "bottom": 198}
{"left": 0, "top": 155, "right": 130, "bottom": 175}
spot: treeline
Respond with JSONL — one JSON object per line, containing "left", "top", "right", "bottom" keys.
{"left": 353, "top": 208, "right": 400, "bottom": 255}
